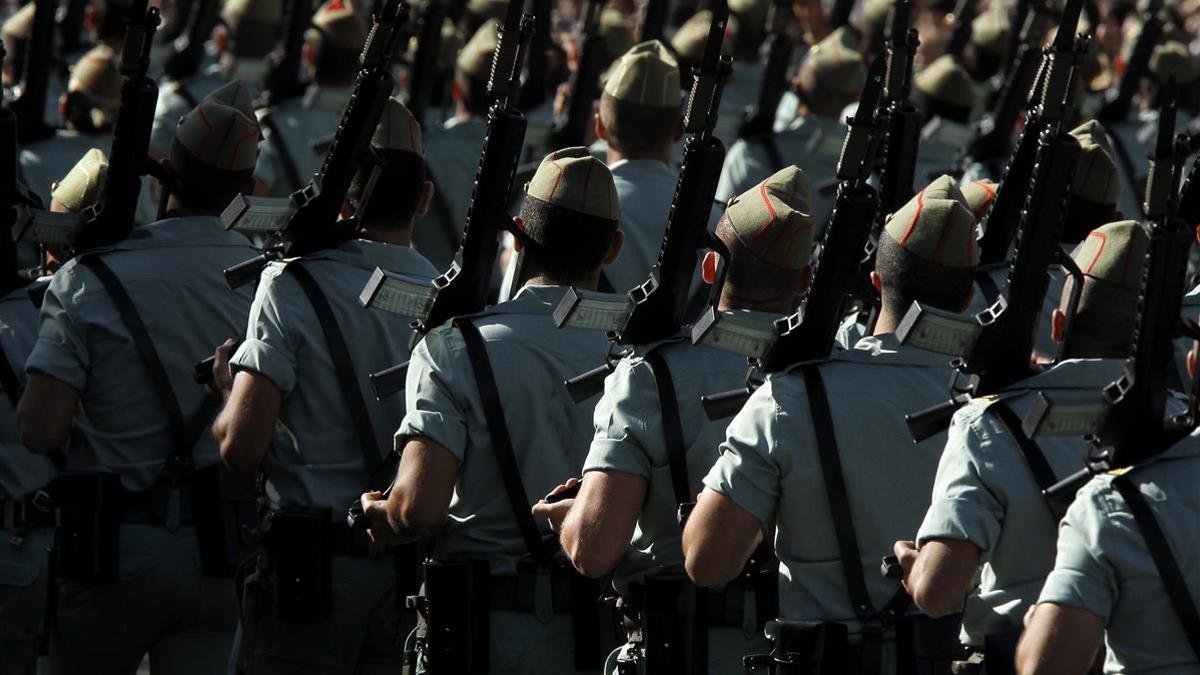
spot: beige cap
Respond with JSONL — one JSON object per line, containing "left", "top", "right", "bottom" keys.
{"left": 862, "top": 0, "right": 890, "bottom": 35}
{"left": 970, "top": 4, "right": 1010, "bottom": 57}
{"left": 801, "top": 27, "right": 867, "bottom": 103}
{"left": 372, "top": 96, "right": 422, "bottom": 154}
{"left": 2, "top": 2, "right": 34, "bottom": 41}
{"left": 729, "top": 0, "right": 769, "bottom": 13}
{"left": 1149, "top": 40, "right": 1199, "bottom": 85}
{"left": 466, "top": 0, "right": 506, "bottom": 23}
{"left": 724, "top": 165, "right": 816, "bottom": 270}
{"left": 603, "top": 40, "right": 681, "bottom": 107}
{"left": 883, "top": 175, "right": 979, "bottom": 268}
{"left": 309, "top": 0, "right": 366, "bottom": 51}
{"left": 51, "top": 148, "right": 108, "bottom": 212}
{"left": 1071, "top": 220, "right": 1149, "bottom": 289}
{"left": 173, "top": 81, "right": 262, "bottom": 171}
{"left": 915, "top": 55, "right": 978, "bottom": 109}
{"left": 525, "top": 147, "right": 620, "bottom": 221}
{"left": 457, "top": 21, "right": 497, "bottom": 79}
{"left": 960, "top": 179, "right": 997, "bottom": 222}
{"left": 68, "top": 45, "right": 123, "bottom": 122}
{"left": 1069, "top": 120, "right": 1119, "bottom": 207}
{"left": 600, "top": 8, "right": 635, "bottom": 61}
{"left": 670, "top": 10, "right": 730, "bottom": 63}
{"left": 223, "top": 0, "right": 284, "bottom": 46}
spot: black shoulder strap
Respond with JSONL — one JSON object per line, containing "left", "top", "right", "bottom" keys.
{"left": 0, "top": 339, "right": 22, "bottom": 407}
{"left": 454, "top": 316, "right": 557, "bottom": 569}
{"left": 80, "top": 256, "right": 217, "bottom": 462}
{"left": 286, "top": 262, "right": 385, "bottom": 483}
{"left": 641, "top": 348, "right": 691, "bottom": 512}
{"left": 988, "top": 402, "right": 1059, "bottom": 493}
{"left": 260, "top": 113, "right": 305, "bottom": 195}
{"left": 1111, "top": 473, "right": 1200, "bottom": 660}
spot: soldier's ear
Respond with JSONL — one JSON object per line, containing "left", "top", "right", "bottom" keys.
{"left": 604, "top": 229, "right": 624, "bottom": 265}
{"left": 869, "top": 270, "right": 882, "bottom": 294}
{"left": 701, "top": 251, "right": 718, "bottom": 284}
{"left": 1051, "top": 308, "right": 1065, "bottom": 344}
{"left": 595, "top": 112, "right": 608, "bottom": 142}
{"left": 1189, "top": 345, "right": 1197, "bottom": 379}
{"left": 511, "top": 217, "right": 524, "bottom": 252}
{"left": 416, "top": 181, "right": 434, "bottom": 217}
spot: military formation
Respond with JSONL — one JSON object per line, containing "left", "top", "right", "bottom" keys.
{"left": 0, "top": 0, "right": 1198, "bottom": 673}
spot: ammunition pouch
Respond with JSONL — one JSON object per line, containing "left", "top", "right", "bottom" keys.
{"left": 52, "top": 472, "right": 121, "bottom": 583}
{"left": 950, "top": 631, "right": 1019, "bottom": 675}
{"left": 895, "top": 614, "right": 965, "bottom": 675}
{"left": 643, "top": 574, "right": 707, "bottom": 675}
{"left": 262, "top": 508, "right": 334, "bottom": 622}
{"left": 191, "top": 463, "right": 258, "bottom": 577}
{"left": 745, "top": 620, "right": 850, "bottom": 675}
{"left": 417, "top": 558, "right": 491, "bottom": 674}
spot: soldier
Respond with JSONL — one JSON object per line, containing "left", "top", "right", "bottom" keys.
{"left": 19, "top": 45, "right": 121, "bottom": 206}
{"left": 359, "top": 147, "right": 623, "bottom": 674}
{"left": 592, "top": 39, "right": 682, "bottom": 292}
{"left": 532, "top": 166, "right": 814, "bottom": 675}
{"left": 965, "top": 4, "right": 1009, "bottom": 83}
{"left": 1, "top": 2, "right": 33, "bottom": 88}
{"left": 210, "top": 98, "right": 439, "bottom": 673}
{"left": 911, "top": 55, "right": 980, "bottom": 183}
{"left": 150, "top": 0, "right": 284, "bottom": 156}
{"left": 17, "top": 82, "right": 262, "bottom": 674}
{"left": 682, "top": 176, "right": 980, "bottom": 672}
{"left": 1016, "top": 414, "right": 1200, "bottom": 673}
{"left": 255, "top": 0, "right": 364, "bottom": 197}
{"left": 716, "top": 27, "right": 866, "bottom": 230}
{"left": 893, "top": 220, "right": 1150, "bottom": 674}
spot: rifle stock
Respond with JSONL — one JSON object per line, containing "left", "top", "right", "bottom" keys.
{"left": 1096, "top": 0, "right": 1161, "bottom": 123}
{"left": 546, "top": 0, "right": 607, "bottom": 151}
{"left": 877, "top": 0, "right": 921, "bottom": 216}
{"left": 406, "top": 0, "right": 447, "bottom": 125}
{"left": 258, "top": 0, "right": 312, "bottom": 107}
{"left": 735, "top": 0, "right": 794, "bottom": 141}
{"left": 517, "top": 0, "right": 552, "bottom": 110}
{"left": 10, "top": 0, "right": 55, "bottom": 144}
{"left": 163, "top": 0, "right": 222, "bottom": 80}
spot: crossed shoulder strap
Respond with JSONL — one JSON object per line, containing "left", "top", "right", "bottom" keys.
{"left": 986, "top": 400, "right": 1070, "bottom": 518}
{"left": 641, "top": 347, "right": 691, "bottom": 519}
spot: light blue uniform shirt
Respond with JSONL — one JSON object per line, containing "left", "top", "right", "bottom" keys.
{"left": 0, "top": 286, "right": 55, "bottom": 499}
{"left": 255, "top": 85, "right": 352, "bottom": 197}
{"left": 418, "top": 115, "right": 488, "bottom": 271}
{"left": 606, "top": 158, "right": 680, "bottom": 293}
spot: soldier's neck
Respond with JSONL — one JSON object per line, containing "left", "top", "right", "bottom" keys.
{"left": 605, "top": 144, "right": 671, "bottom": 166}
{"left": 360, "top": 226, "right": 412, "bottom": 247}
{"left": 872, "top": 309, "right": 900, "bottom": 336}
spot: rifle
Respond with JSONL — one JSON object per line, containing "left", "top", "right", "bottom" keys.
{"left": 876, "top": 0, "right": 921, "bottom": 217}
{"left": 257, "top": 0, "right": 312, "bottom": 108}
{"left": 545, "top": 0, "right": 607, "bottom": 151}
{"left": 641, "top": 0, "right": 670, "bottom": 42}
{"left": 1045, "top": 79, "right": 1198, "bottom": 496}
{"left": 700, "top": 57, "right": 889, "bottom": 419}
{"left": 517, "top": 0, "right": 552, "bottom": 110}
{"left": 405, "top": 0, "right": 447, "bottom": 126}
{"left": 735, "top": 0, "right": 794, "bottom": 141}
{"left": 10, "top": 0, "right": 56, "bottom": 144}
{"left": 358, "top": 0, "right": 536, "bottom": 398}
{"left": 901, "top": 0, "right": 1090, "bottom": 442}
{"left": 163, "top": 0, "right": 222, "bottom": 81}
{"left": 944, "top": 0, "right": 977, "bottom": 60}
{"left": 0, "top": 40, "right": 41, "bottom": 296}
{"left": 552, "top": 2, "right": 733, "bottom": 402}
{"left": 57, "top": 0, "right": 89, "bottom": 54}
{"left": 830, "top": 0, "right": 856, "bottom": 30}
{"left": 1096, "top": 0, "right": 1161, "bottom": 123}
{"left": 222, "top": 0, "right": 412, "bottom": 287}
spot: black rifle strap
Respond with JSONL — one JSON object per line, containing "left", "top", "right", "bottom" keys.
{"left": 0, "top": 339, "right": 22, "bottom": 407}
{"left": 988, "top": 402, "right": 1058, "bottom": 493}
{"left": 1106, "top": 129, "right": 1147, "bottom": 219}
{"left": 642, "top": 348, "right": 691, "bottom": 510}
{"left": 80, "top": 256, "right": 218, "bottom": 461}
{"left": 260, "top": 112, "right": 304, "bottom": 195}
{"left": 1111, "top": 473, "right": 1200, "bottom": 660}
{"left": 286, "top": 262, "right": 384, "bottom": 482}
{"left": 454, "top": 316, "right": 557, "bottom": 569}
{"left": 755, "top": 134, "right": 786, "bottom": 175}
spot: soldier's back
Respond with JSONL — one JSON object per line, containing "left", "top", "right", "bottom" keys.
{"left": 417, "top": 115, "right": 488, "bottom": 270}
{"left": 255, "top": 86, "right": 351, "bottom": 197}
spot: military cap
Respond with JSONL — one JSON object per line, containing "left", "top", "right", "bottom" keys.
{"left": 457, "top": 21, "right": 497, "bottom": 80}
{"left": 1071, "top": 220, "right": 1149, "bottom": 290}
{"left": 524, "top": 147, "right": 620, "bottom": 221}
{"left": 172, "top": 81, "right": 262, "bottom": 171}
{"left": 729, "top": 0, "right": 769, "bottom": 14}
{"left": 1149, "top": 40, "right": 1199, "bottom": 85}
{"left": 970, "top": 4, "right": 1010, "bottom": 57}
{"left": 222, "top": 0, "right": 284, "bottom": 46}
{"left": 68, "top": 45, "right": 123, "bottom": 122}
{"left": 670, "top": 10, "right": 730, "bottom": 63}
{"left": 51, "top": 148, "right": 108, "bottom": 213}
{"left": 960, "top": 179, "right": 997, "bottom": 222}
{"left": 800, "top": 27, "right": 866, "bottom": 103}
{"left": 1068, "top": 120, "right": 1119, "bottom": 207}
{"left": 603, "top": 40, "right": 681, "bottom": 108}
{"left": 372, "top": 96, "right": 422, "bottom": 154}
{"left": 2, "top": 2, "right": 34, "bottom": 41}
{"left": 914, "top": 55, "right": 978, "bottom": 109}
{"left": 862, "top": 0, "right": 891, "bottom": 35}
{"left": 308, "top": 0, "right": 365, "bottom": 52}
{"left": 724, "top": 165, "right": 816, "bottom": 270}
{"left": 600, "top": 8, "right": 635, "bottom": 61}
{"left": 465, "top": 0, "right": 506, "bottom": 22}
{"left": 883, "top": 175, "right": 979, "bottom": 268}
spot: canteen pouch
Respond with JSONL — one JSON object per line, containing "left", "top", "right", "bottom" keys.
{"left": 644, "top": 573, "right": 707, "bottom": 675}
{"left": 53, "top": 472, "right": 121, "bottom": 583}
{"left": 745, "top": 620, "right": 849, "bottom": 675}
{"left": 422, "top": 559, "right": 490, "bottom": 674}
{"left": 896, "top": 614, "right": 965, "bottom": 675}
{"left": 191, "top": 463, "right": 258, "bottom": 578}
{"left": 264, "top": 508, "right": 333, "bottom": 622}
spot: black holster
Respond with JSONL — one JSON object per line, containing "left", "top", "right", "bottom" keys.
{"left": 262, "top": 507, "right": 333, "bottom": 622}
{"left": 896, "top": 614, "right": 965, "bottom": 675}
{"left": 192, "top": 463, "right": 258, "bottom": 577}
{"left": 419, "top": 559, "right": 491, "bottom": 674}
{"left": 53, "top": 472, "right": 121, "bottom": 583}
{"left": 644, "top": 573, "right": 708, "bottom": 675}
{"left": 746, "top": 620, "right": 850, "bottom": 675}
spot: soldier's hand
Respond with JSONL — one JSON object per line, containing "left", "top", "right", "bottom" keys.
{"left": 360, "top": 491, "right": 401, "bottom": 545}
{"left": 210, "top": 339, "right": 239, "bottom": 397}
{"left": 892, "top": 540, "right": 919, "bottom": 590}
{"left": 531, "top": 477, "right": 580, "bottom": 532}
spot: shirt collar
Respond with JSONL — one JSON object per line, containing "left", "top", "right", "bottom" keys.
{"left": 608, "top": 157, "right": 673, "bottom": 174}
{"left": 847, "top": 332, "right": 956, "bottom": 368}
{"left": 1012, "top": 358, "right": 1126, "bottom": 391}
{"left": 303, "top": 238, "right": 438, "bottom": 278}
{"left": 108, "top": 216, "right": 251, "bottom": 251}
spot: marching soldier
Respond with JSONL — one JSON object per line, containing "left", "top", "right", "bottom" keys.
{"left": 360, "top": 147, "right": 623, "bottom": 674}
{"left": 911, "top": 54, "right": 980, "bottom": 183}
{"left": 894, "top": 220, "right": 1150, "bottom": 675}
{"left": 682, "top": 176, "right": 981, "bottom": 673}
{"left": 533, "top": 166, "right": 814, "bottom": 674}
{"left": 965, "top": 3, "right": 1009, "bottom": 83}
{"left": 17, "top": 82, "right": 262, "bottom": 674}
{"left": 210, "top": 98, "right": 439, "bottom": 672}
{"left": 255, "top": 0, "right": 364, "bottom": 197}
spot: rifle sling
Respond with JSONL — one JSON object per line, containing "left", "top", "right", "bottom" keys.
{"left": 0, "top": 338, "right": 22, "bottom": 408}
{"left": 988, "top": 402, "right": 1061, "bottom": 511}
{"left": 285, "top": 262, "right": 386, "bottom": 484}
{"left": 260, "top": 112, "right": 305, "bottom": 195}
{"left": 641, "top": 348, "right": 691, "bottom": 511}
{"left": 80, "top": 256, "right": 218, "bottom": 470}
{"left": 454, "top": 316, "right": 557, "bottom": 569}
{"left": 1111, "top": 473, "right": 1200, "bottom": 660}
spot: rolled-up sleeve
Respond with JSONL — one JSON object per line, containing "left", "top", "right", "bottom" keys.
{"left": 396, "top": 326, "right": 470, "bottom": 461}
{"left": 26, "top": 264, "right": 90, "bottom": 390}
{"left": 917, "top": 409, "right": 1005, "bottom": 552}
{"left": 702, "top": 384, "right": 782, "bottom": 527}
{"left": 583, "top": 357, "right": 659, "bottom": 479}
{"left": 230, "top": 264, "right": 299, "bottom": 394}
{"left": 1038, "top": 487, "right": 1119, "bottom": 620}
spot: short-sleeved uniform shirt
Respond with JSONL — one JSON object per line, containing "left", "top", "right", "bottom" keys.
{"left": 150, "top": 60, "right": 268, "bottom": 156}
{"left": 397, "top": 285, "right": 610, "bottom": 575}
{"left": 917, "top": 358, "right": 1125, "bottom": 645}
{"left": 703, "top": 334, "right": 955, "bottom": 633}
{"left": 606, "top": 158, "right": 680, "bottom": 294}
{"left": 255, "top": 85, "right": 352, "bottom": 197}
{"left": 714, "top": 61, "right": 763, "bottom": 145}
{"left": 25, "top": 216, "right": 257, "bottom": 491}
{"left": 417, "top": 115, "right": 488, "bottom": 272}
{"left": 0, "top": 286, "right": 55, "bottom": 500}
{"left": 19, "top": 129, "right": 112, "bottom": 205}
{"left": 1038, "top": 436, "right": 1200, "bottom": 674}
{"left": 230, "top": 240, "right": 438, "bottom": 515}
{"left": 583, "top": 312, "right": 778, "bottom": 595}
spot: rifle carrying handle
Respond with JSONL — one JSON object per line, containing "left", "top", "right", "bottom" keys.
{"left": 369, "top": 361, "right": 410, "bottom": 400}
{"left": 564, "top": 363, "right": 612, "bottom": 403}
{"left": 701, "top": 388, "right": 752, "bottom": 421}
{"left": 223, "top": 254, "right": 270, "bottom": 289}
{"left": 905, "top": 396, "right": 968, "bottom": 443}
